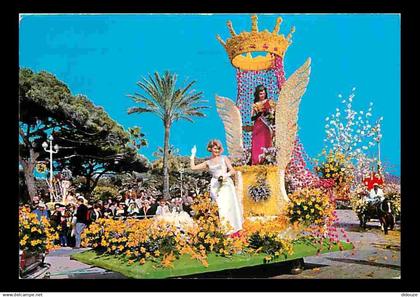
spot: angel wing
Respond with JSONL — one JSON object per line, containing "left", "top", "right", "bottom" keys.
{"left": 275, "top": 57, "right": 311, "bottom": 169}
{"left": 215, "top": 95, "right": 244, "bottom": 160}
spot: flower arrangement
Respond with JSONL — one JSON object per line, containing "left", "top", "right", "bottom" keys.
{"left": 258, "top": 147, "right": 277, "bottom": 165}
{"left": 349, "top": 185, "right": 370, "bottom": 214}
{"left": 19, "top": 208, "right": 59, "bottom": 254}
{"left": 248, "top": 176, "right": 272, "bottom": 202}
{"left": 287, "top": 188, "right": 333, "bottom": 226}
{"left": 315, "top": 149, "right": 354, "bottom": 199}
{"left": 231, "top": 148, "right": 251, "bottom": 167}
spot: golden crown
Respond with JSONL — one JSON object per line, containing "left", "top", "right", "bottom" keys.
{"left": 217, "top": 14, "right": 295, "bottom": 71}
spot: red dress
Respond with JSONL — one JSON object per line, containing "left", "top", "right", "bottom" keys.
{"left": 251, "top": 100, "right": 274, "bottom": 165}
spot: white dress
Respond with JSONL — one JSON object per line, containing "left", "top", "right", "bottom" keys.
{"left": 208, "top": 155, "right": 243, "bottom": 234}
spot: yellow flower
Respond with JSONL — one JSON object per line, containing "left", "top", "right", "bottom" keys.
{"left": 303, "top": 206, "right": 308, "bottom": 211}
{"left": 310, "top": 209, "right": 314, "bottom": 213}
{"left": 154, "top": 250, "right": 160, "bottom": 257}
{"left": 140, "top": 247, "right": 146, "bottom": 253}
{"left": 139, "top": 258, "right": 146, "bottom": 265}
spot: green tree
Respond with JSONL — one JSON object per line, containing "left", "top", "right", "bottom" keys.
{"left": 128, "top": 71, "right": 208, "bottom": 200}
{"left": 19, "top": 68, "right": 149, "bottom": 201}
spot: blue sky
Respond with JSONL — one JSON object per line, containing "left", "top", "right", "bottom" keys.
{"left": 19, "top": 14, "right": 401, "bottom": 175}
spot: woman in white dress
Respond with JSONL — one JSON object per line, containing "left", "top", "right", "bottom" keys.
{"left": 190, "top": 140, "right": 243, "bottom": 236}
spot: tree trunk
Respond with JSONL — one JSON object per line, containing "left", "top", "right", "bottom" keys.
{"left": 162, "top": 122, "right": 171, "bottom": 200}
{"left": 20, "top": 149, "right": 39, "bottom": 202}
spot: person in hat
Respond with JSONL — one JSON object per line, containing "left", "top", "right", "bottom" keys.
{"left": 368, "top": 183, "right": 385, "bottom": 204}
{"left": 31, "top": 202, "right": 49, "bottom": 221}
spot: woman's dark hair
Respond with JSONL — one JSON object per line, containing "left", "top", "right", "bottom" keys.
{"left": 253, "top": 84, "right": 268, "bottom": 103}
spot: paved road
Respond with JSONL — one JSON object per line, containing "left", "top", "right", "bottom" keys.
{"left": 43, "top": 209, "right": 400, "bottom": 279}
{"left": 44, "top": 248, "right": 125, "bottom": 279}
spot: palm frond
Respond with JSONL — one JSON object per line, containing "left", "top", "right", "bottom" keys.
{"left": 127, "top": 106, "right": 155, "bottom": 115}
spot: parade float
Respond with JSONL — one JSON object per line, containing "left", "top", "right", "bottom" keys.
{"left": 72, "top": 15, "right": 353, "bottom": 279}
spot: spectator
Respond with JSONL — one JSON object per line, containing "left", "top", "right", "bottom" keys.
{"left": 50, "top": 203, "right": 63, "bottom": 229}
{"left": 74, "top": 197, "right": 88, "bottom": 249}
{"left": 127, "top": 201, "right": 140, "bottom": 217}
{"left": 58, "top": 215, "right": 69, "bottom": 247}
{"left": 114, "top": 202, "right": 127, "bottom": 219}
{"left": 155, "top": 198, "right": 170, "bottom": 216}
{"left": 31, "top": 195, "right": 40, "bottom": 211}
{"left": 109, "top": 199, "right": 117, "bottom": 214}
{"left": 103, "top": 203, "right": 115, "bottom": 219}
{"left": 32, "top": 202, "right": 49, "bottom": 221}
{"left": 89, "top": 203, "right": 103, "bottom": 223}
{"left": 65, "top": 204, "right": 76, "bottom": 247}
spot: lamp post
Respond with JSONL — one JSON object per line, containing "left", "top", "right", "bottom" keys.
{"left": 179, "top": 165, "right": 185, "bottom": 199}
{"left": 42, "top": 135, "right": 59, "bottom": 187}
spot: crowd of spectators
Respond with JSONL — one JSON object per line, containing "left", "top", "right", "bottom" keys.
{"left": 20, "top": 188, "right": 197, "bottom": 249}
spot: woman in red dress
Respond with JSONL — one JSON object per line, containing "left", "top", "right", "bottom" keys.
{"left": 250, "top": 85, "right": 276, "bottom": 165}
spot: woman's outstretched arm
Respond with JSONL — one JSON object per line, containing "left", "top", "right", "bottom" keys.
{"left": 190, "top": 158, "right": 208, "bottom": 170}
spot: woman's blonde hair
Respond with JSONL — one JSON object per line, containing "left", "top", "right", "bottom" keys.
{"left": 207, "top": 139, "right": 224, "bottom": 153}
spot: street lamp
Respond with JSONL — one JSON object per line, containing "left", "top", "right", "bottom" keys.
{"left": 42, "top": 135, "right": 59, "bottom": 187}
{"left": 179, "top": 164, "right": 185, "bottom": 199}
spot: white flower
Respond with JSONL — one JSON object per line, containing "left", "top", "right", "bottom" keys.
{"left": 325, "top": 117, "right": 330, "bottom": 121}
{"left": 338, "top": 94, "right": 342, "bottom": 98}
{"left": 352, "top": 87, "right": 356, "bottom": 91}
{"left": 366, "top": 112, "right": 372, "bottom": 117}
{"left": 325, "top": 124, "right": 330, "bottom": 129}
{"left": 360, "top": 111, "right": 364, "bottom": 115}
{"left": 342, "top": 100, "right": 346, "bottom": 104}
{"left": 369, "top": 102, "right": 374, "bottom": 106}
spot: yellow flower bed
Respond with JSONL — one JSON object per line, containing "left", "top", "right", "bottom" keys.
{"left": 19, "top": 208, "right": 59, "bottom": 253}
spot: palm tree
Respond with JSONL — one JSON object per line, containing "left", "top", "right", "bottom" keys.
{"left": 128, "top": 71, "right": 208, "bottom": 200}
